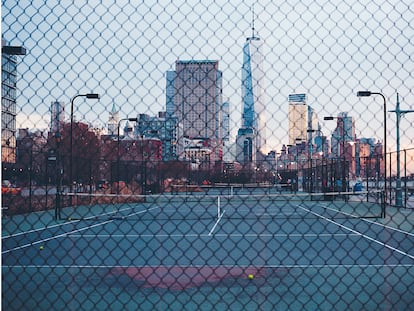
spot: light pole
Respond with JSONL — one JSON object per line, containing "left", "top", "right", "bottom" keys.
{"left": 307, "top": 129, "right": 317, "bottom": 193}
{"left": 389, "top": 93, "right": 414, "bottom": 207}
{"left": 287, "top": 144, "right": 299, "bottom": 192}
{"left": 117, "top": 117, "right": 138, "bottom": 194}
{"left": 357, "top": 91, "right": 387, "bottom": 203}
{"left": 69, "top": 93, "right": 99, "bottom": 193}
{"left": 54, "top": 133, "right": 62, "bottom": 220}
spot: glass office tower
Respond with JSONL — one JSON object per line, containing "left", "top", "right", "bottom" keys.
{"left": 236, "top": 27, "right": 266, "bottom": 164}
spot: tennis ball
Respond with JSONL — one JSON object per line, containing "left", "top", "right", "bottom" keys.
{"left": 248, "top": 274, "right": 254, "bottom": 280}
{"left": 39, "top": 246, "right": 44, "bottom": 250}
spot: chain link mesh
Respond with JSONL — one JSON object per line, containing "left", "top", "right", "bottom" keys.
{"left": 2, "top": 1, "right": 414, "bottom": 310}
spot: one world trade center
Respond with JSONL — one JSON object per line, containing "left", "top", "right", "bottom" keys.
{"left": 236, "top": 19, "right": 267, "bottom": 165}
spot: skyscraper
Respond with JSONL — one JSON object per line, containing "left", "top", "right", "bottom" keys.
{"left": 50, "top": 101, "right": 65, "bottom": 134}
{"left": 107, "top": 102, "right": 119, "bottom": 136}
{"left": 172, "top": 60, "right": 223, "bottom": 163}
{"left": 288, "top": 93, "right": 308, "bottom": 145}
{"left": 236, "top": 17, "right": 266, "bottom": 165}
{"left": 165, "top": 71, "right": 176, "bottom": 117}
{"left": 221, "top": 101, "right": 230, "bottom": 144}
{"left": 221, "top": 100, "right": 232, "bottom": 163}
{"left": 331, "top": 112, "right": 355, "bottom": 157}
{"left": 307, "top": 105, "right": 320, "bottom": 155}
{"left": 165, "top": 71, "right": 178, "bottom": 160}
{"left": 2, "top": 38, "right": 20, "bottom": 163}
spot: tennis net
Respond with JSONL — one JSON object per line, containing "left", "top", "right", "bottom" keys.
{"left": 58, "top": 189, "right": 385, "bottom": 221}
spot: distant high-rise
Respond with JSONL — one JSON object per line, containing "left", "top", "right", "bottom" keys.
{"left": 307, "top": 105, "right": 320, "bottom": 155}
{"left": 221, "top": 100, "right": 232, "bottom": 162}
{"left": 236, "top": 14, "right": 266, "bottom": 165}
{"left": 107, "top": 102, "right": 119, "bottom": 136}
{"left": 221, "top": 101, "right": 230, "bottom": 143}
{"left": 288, "top": 93, "right": 308, "bottom": 145}
{"left": 50, "top": 101, "right": 65, "bottom": 134}
{"left": 165, "top": 71, "right": 176, "bottom": 117}
{"left": 164, "top": 71, "right": 178, "bottom": 159}
{"left": 331, "top": 112, "right": 355, "bottom": 157}
{"left": 2, "top": 38, "right": 19, "bottom": 163}
{"left": 172, "top": 60, "right": 223, "bottom": 162}
{"left": 134, "top": 112, "right": 176, "bottom": 161}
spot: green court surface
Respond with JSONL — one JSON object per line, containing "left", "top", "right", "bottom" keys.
{"left": 2, "top": 190, "right": 414, "bottom": 310}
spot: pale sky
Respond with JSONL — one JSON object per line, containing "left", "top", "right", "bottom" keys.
{"left": 3, "top": 0, "right": 414, "bottom": 153}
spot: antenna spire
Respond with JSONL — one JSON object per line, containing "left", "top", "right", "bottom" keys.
{"left": 252, "top": 4, "right": 255, "bottom": 38}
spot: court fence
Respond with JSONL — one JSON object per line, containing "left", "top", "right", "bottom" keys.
{"left": 2, "top": 147, "right": 413, "bottom": 216}
{"left": 2, "top": 1, "right": 414, "bottom": 310}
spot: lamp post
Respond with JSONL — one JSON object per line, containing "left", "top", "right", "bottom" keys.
{"left": 54, "top": 133, "right": 62, "bottom": 220}
{"left": 357, "top": 91, "right": 387, "bottom": 203}
{"left": 389, "top": 93, "right": 414, "bottom": 207}
{"left": 69, "top": 93, "right": 99, "bottom": 193}
{"left": 117, "top": 117, "right": 138, "bottom": 194}
{"left": 287, "top": 144, "right": 299, "bottom": 192}
{"left": 307, "top": 129, "right": 317, "bottom": 193}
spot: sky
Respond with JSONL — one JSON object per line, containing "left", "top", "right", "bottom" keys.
{"left": 3, "top": 0, "right": 414, "bottom": 156}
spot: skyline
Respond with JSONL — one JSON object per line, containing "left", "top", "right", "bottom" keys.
{"left": 3, "top": 0, "right": 414, "bottom": 153}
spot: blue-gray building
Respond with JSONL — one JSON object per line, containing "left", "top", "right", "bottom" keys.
{"left": 134, "top": 112, "right": 177, "bottom": 161}
{"left": 236, "top": 25, "right": 266, "bottom": 165}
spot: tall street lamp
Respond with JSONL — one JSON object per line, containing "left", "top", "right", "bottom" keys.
{"left": 54, "top": 133, "right": 62, "bottom": 220}
{"left": 307, "top": 129, "right": 317, "bottom": 193}
{"left": 117, "top": 117, "right": 138, "bottom": 194}
{"left": 357, "top": 91, "right": 387, "bottom": 203}
{"left": 70, "top": 93, "right": 99, "bottom": 193}
{"left": 287, "top": 143, "right": 300, "bottom": 192}
{"left": 389, "top": 93, "right": 414, "bottom": 207}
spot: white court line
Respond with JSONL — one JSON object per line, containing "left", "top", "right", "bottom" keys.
{"left": 2, "top": 220, "right": 79, "bottom": 239}
{"left": 3, "top": 263, "right": 414, "bottom": 269}
{"left": 298, "top": 204, "right": 414, "bottom": 260}
{"left": 67, "top": 233, "right": 359, "bottom": 238}
{"left": 208, "top": 210, "right": 225, "bottom": 236}
{"left": 1, "top": 220, "right": 113, "bottom": 254}
{"left": 1, "top": 204, "right": 142, "bottom": 239}
{"left": 319, "top": 202, "right": 414, "bottom": 237}
{"left": 2, "top": 205, "right": 163, "bottom": 254}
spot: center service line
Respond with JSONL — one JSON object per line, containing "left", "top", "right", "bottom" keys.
{"left": 209, "top": 210, "right": 225, "bottom": 236}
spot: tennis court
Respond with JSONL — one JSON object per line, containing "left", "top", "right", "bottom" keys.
{"left": 3, "top": 188, "right": 414, "bottom": 310}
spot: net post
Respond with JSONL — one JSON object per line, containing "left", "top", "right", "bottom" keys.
{"left": 55, "top": 188, "right": 60, "bottom": 220}
{"left": 381, "top": 190, "right": 386, "bottom": 218}
{"left": 217, "top": 196, "right": 221, "bottom": 218}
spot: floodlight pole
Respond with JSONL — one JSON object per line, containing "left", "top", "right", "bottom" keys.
{"left": 389, "top": 93, "right": 414, "bottom": 207}
{"left": 54, "top": 133, "right": 62, "bottom": 220}
{"left": 69, "top": 93, "right": 99, "bottom": 194}
{"left": 357, "top": 91, "right": 387, "bottom": 204}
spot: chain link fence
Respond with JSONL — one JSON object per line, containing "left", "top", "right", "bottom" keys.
{"left": 2, "top": 1, "right": 414, "bottom": 310}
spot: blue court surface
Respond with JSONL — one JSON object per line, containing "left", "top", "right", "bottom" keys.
{"left": 2, "top": 190, "right": 414, "bottom": 310}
